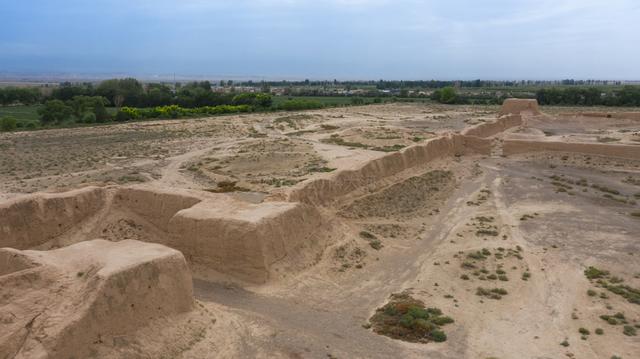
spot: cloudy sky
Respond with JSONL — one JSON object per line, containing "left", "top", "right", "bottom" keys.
{"left": 1, "top": 0, "right": 639, "bottom": 80}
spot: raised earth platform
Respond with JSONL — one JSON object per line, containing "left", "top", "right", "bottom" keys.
{"left": 0, "top": 239, "right": 193, "bottom": 359}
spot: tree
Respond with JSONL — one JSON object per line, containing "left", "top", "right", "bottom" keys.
{"left": 66, "top": 96, "right": 110, "bottom": 122}
{"left": 143, "top": 84, "right": 173, "bottom": 107}
{"left": 96, "top": 78, "right": 144, "bottom": 107}
{"left": 432, "top": 86, "right": 457, "bottom": 104}
{"left": 38, "top": 100, "right": 73, "bottom": 124}
{"left": 0, "top": 87, "right": 41, "bottom": 105}
{"left": 81, "top": 112, "right": 97, "bottom": 123}
{"left": 255, "top": 93, "right": 272, "bottom": 107}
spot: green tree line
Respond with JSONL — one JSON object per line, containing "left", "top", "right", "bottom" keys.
{"left": 536, "top": 87, "right": 640, "bottom": 106}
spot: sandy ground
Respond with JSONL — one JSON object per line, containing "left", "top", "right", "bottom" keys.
{"left": 1, "top": 103, "right": 640, "bottom": 358}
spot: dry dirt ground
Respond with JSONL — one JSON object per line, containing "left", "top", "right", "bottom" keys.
{"left": 1, "top": 103, "right": 640, "bottom": 359}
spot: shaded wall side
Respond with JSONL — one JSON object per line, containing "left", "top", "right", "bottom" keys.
{"left": 0, "top": 187, "right": 106, "bottom": 249}
{"left": 113, "top": 187, "right": 202, "bottom": 231}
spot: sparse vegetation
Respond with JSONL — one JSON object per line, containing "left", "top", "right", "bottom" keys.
{"left": 584, "top": 267, "right": 640, "bottom": 304}
{"left": 206, "top": 181, "right": 250, "bottom": 193}
{"left": 368, "top": 292, "right": 454, "bottom": 343}
{"left": 584, "top": 266, "right": 609, "bottom": 280}
{"left": 623, "top": 325, "right": 637, "bottom": 336}
{"left": 476, "top": 287, "right": 508, "bottom": 300}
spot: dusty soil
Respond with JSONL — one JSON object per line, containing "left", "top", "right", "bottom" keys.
{"left": 1, "top": 103, "right": 640, "bottom": 359}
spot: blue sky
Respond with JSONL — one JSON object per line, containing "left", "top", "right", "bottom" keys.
{"left": 1, "top": 0, "right": 639, "bottom": 80}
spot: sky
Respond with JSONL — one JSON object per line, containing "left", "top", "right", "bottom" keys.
{"left": 1, "top": 0, "right": 639, "bottom": 80}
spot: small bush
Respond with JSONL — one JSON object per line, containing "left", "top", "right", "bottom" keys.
{"left": 623, "top": 325, "right": 637, "bottom": 336}
{"left": 359, "top": 231, "right": 376, "bottom": 240}
{"left": 579, "top": 327, "right": 590, "bottom": 335}
{"left": 0, "top": 116, "right": 17, "bottom": 131}
{"left": 368, "top": 292, "right": 454, "bottom": 343}
{"left": 595, "top": 328, "right": 604, "bottom": 335}
{"left": 584, "top": 266, "right": 609, "bottom": 280}
{"left": 81, "top": 112, "right": 97, "bottom": 123}
{"left": 476, "top": 287, "right": 508, "bottom": 300}
{"left": 369, "top": 239, "right": 383, "bottom": 250}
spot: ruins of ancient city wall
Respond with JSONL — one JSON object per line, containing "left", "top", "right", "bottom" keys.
{"left": 0, "top": 185, "right": 330, "bottom": 284}
{"left": 0, "top": 115, "right": 524, "bottom": 283}
{"left": 113, "top": 187, "right": 202, "bottom": 232}
{"left": 168, "top": 199, "right": 328, "bottom": 283}
{"left": 288, "top": 115, "right": 524, "bottom": 206}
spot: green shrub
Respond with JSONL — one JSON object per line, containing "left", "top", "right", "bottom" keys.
{"left": 38, "top": 99, "right": 73, "bottom": 124}
{"left": 0, "top": 116, "right": 17, "bottom": 131}
{"left": 369, "top": 240, "right": 383, "bottom": 250}
{"left": 430, "top": 330, "right": 447, "bottom": 342}
{"left": 359, "top": 231, "right": 376, "bottom": 240}
{"left": 431, "top": 316, "right": 454, "bottom": 325}
{"left": 584, "top": 266, "right": 609, "bottom": 280}
{"left": 369, "top": 292, "right": 454, "bottom": 344}
{"left": 81, "top": 112, "right": 97, "bottom": 123}
{"left": 115, "top": 106, "right": 140, "bottom": 121}
{"left": 595, "top": 328, "right": 604, "bottom": 335}
{"left": 476, "top": 287, "right": 508, "bottom": 299}
{"left": 623, "top": 325, "right": 637, "bottom": 336}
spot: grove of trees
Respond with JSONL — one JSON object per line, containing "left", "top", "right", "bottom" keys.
{"left": 0, "top": 87, "right": 41, "bottom": 105}
{"left": 536, "top": 86, "right": 640, "bottom": 106}
{"left": 3, "top": 77, "right": 640, "bottom": 131}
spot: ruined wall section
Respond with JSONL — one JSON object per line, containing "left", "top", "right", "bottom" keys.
{"left": 0, "top": 187, "right": 107, "bottom": 250}
{"left": 0, "top": 240, "right": 193, "bottom": 359}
